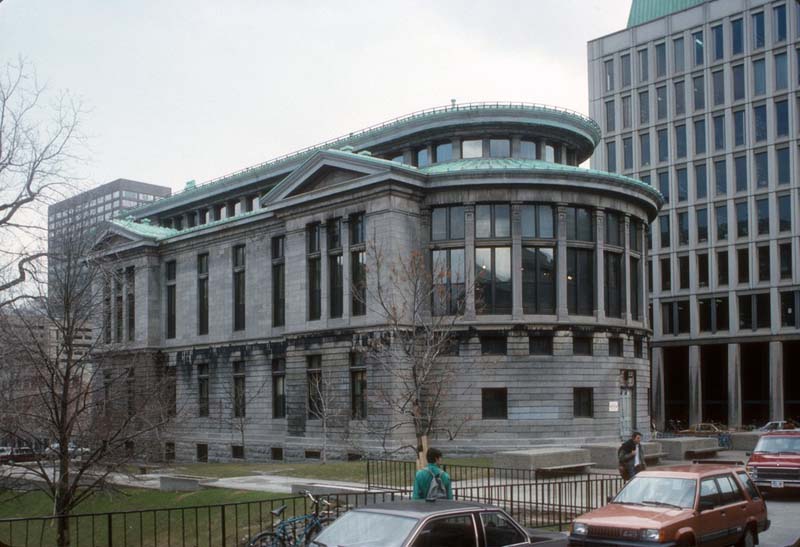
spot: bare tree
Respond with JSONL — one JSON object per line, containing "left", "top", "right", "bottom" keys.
{"left": 0, "top": 227, "right": 174, "bottom": 547}
{"left": 219, "top": 362, "right": 270, "bottom": 459}
{"left": 307, "top": 362, "right": 348, "bottom": 464}
{"left": 358, "top": 238, "right": 472, "bottom": 468}
{"left": 0, "top": 58, "right": 83, "bottom": 309}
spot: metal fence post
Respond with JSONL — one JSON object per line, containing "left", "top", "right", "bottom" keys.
{"left": 107, "top": 513, "right": 113, "bottom": 547}
{"left": 221, "top": 505, "right": 226, "bottom": 547}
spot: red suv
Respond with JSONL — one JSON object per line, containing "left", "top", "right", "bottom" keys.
{"left": 747, "top": 430, "right": 800, "bottom": 492}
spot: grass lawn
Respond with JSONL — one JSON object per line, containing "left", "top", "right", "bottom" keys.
{"left": 0, "top": 487, "right": 289, "bottom": 547}
{"left": 171, "top": 456, "right": 493, "bottom": 483}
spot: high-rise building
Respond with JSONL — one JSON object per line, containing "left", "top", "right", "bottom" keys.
{"left": 589, "top": 0, "right": 800, "bottom": 430}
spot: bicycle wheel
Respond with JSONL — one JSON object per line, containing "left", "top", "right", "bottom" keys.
{"left": 247, "top": 531, "right": 288, "bottom": 547}
{"left": 303, "top": 517, "right": 334, "bottom": 546}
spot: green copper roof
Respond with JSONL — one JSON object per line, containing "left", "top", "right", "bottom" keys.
{"left": 627, "top": 0, "right": 705, "bottom": 27}
{"left": 420, "top": 158, "right": 663, "bottom": 203}
{"left": 111, "top": 219, "right": 178, "bottom": 239}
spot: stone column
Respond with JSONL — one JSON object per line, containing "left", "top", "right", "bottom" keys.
{"left": 450, "top": 138, "right": 462, "bottom": 160}
{"left": 689, "top": 345, "right": 702, "bottom": 426}
{"left": 511, "top": 203, "right": 523, "bottom": 319}
{"left": 769, "top": 341, "right": 785, "bottom": 420}
{"left": 651, "top": 346, "right": 666, "bottom": 431}
{"left": 240, "top": 196, "right": 250, "bottom": 213}
{"left": 510, "top": 136, "right": 521, "bottom": 158}
{"left": 594, "top": 209, "right": 605, "bottom": 321}
{"left": 556, "top": 204, "right": 569, "bottom": 321}
{"left": 623, "top": 215, "right": 631, "bottom": 324}
{"left": 402, "top": 147, "right": 414, "bottom": 166}
{"left": 727, "top": 343, "right": 742, "bottom": 429}
{"left": 319, "top": 223, "right": 329, "bottom": 321}
{"left": 640, "top": 225, "right": 648, "bottom": 328}
{"left": 464, "top": 203, "right": 476, "bottom": 320}
{"left": 535, "top": 139, "right": 545, "bottom": 160}
{"left": 342, "top": 217, "right": 351, "bottom": 320}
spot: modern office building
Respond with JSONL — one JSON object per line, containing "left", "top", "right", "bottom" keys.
{"left": 588, "top": 0, "right": 800, "bottom": 430}
{"left": 92, "top": 103, "right": 661, "bottom": 462}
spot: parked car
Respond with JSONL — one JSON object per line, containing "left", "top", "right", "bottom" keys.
{"left": 0, "top": 447, "right": 37, "bottom": 465}
{"left": 757, "top": 420, "right": 799, "bottom": 432}
{"left": 312, "top": 500, "right": 563, "bottom": 547}
{"left": 678, "top": 423, "right": 727, "bottom": 435}
{"left": 569, "top": 463, "right": 769, "bottom": 546}
{"left": 45, "top": 442, "right": 90, "bottom": 458}
{"left": 746, "top": 430, "right": 800, "bottom": 492}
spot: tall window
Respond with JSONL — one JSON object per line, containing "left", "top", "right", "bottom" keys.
{"left": 630, "top": 256, "right": 640, "bottom": 320}
{"left": 693, "top": 75, "right": 704, "bottom": 110}
{"left": 732, "top": 64, "right": 745, "bottom": 100}
{"left": 197, "top": 254, "right": 209, "bottom": 335}
{"left": 736, "top": 202, "right": 749, "bottom": 237}
{"left": 476, "top": 247, "right": 512, "bottom": 314}
{"left": 738, "top": 248, "right": 749, "bottom": 284}
{"left": 656, "top": 86, "right": 667, "bottom": 120}
{"left": 233, "top": 361, "right": 246, "bottom": 418}
{"left": 482, "top": 388, "right": 508, "bottom": 420}
{"left": 621, "top": 53, "right": 631, "bottom": 87}
{"left": 661, "top": 257, "right": 671, "bottom": 291}
{"left": 718, "top": 250, "right": 729, "bottom": 285}
{"left": 521, "top": 204, "right": 555, "bottom": 239}
{"left": 754, "top": 105, "right": 767, "bottom": 141}
{"left": 166, "top": 260, "right": 176, "bottom": 339}
{"left": 655, "top": 43, "right": 666, "bottom": 77}
{"left": 604, "top": 59, "right": 614, "bottom": 92}
{"left": 694, "top": 119, "right": 706, "bottom": 155}
{"left": 432, "top": 249, "right": 465, "bottom": 315}
{"left": 640, "top": 133, "right": 651, "bottom": 167}
{"left": 198, "top": 363, "right": 209, "bottom": 417}
{"left": 350, "top": 353, "right": 367, "bottom": 420}
{"left": 673, "top": 36, "right": 685, "bottom": 72}
{"left": 757, "top": 198, "right": 769, "bottom": 235}
{"left": 271, "top": 236, "right": 285, "bottom": 327}
{"left": 779, "top": 195, "right": 792, "bottom": 231}
{"left": 605, "top": 252, "right": 623, "bottom": 318}
{"left": 126, "top": 266, "right": 135, "bottom": 341}
{"left": 115, "top": 270, "right": 123, "bottom": 343}
{"left": 272, "top": 358, "right": 286, "bottom": 418}
{"left": 712, "top": 24, "right": 724, "bottom": 61}
{"left": 780, "top": 243, "right": 792, "bottom": 279}
{"left": 674, "top": 80, "right": 685, "bottom": 115}
{"left": 573, "top": 388, "right": 594, "bottom": 418}
{"left": 639, "top": 90, "right": 649, "bottom": 124}
{"left": 567, "top": 248, "right": 594, "bottom": 316}
{"left": 639, "top": 48, "right": 649, "bottom": 82}
{"left": 307, "top": 355, "right": 322, "bottom": 419}
{"left": 714, "top": 159, "right": 727, "bottom": 196}
{"left": 735, "top": 156, "right": 748, "bottom": 192}
{"left": 233, "top": 244, "right": 246, "bottom": 330}
{"left": 431, "top": 205, "right": 465, "bottom": 241}
{"left": 522, "top": 247, "right": 555, "bottom": 314}
{"left": 731, "top": 18, "right": 744, "bottom": 55}
{"left": 350, "top": 213, "right": 366, "bottom": 316}
{"left": 328, "top": 218, "right": 343, "bottom": 318}
{"left": 307, "top": 224, "right": 321, "bottom": 321}
{"left": 774, "top": 4, "right": 787, "bottom": 42}
{"left": 695, "top": 163, "right": 707, "bottom": 199}
{"left": 753, "top": 12, "right": 765, "bottom": 49}
{"left": 753, "top": 59, "right": 766, "bottom": 95}
{"left": 693, "top": 30, "right": 704, "bottom": 66}
{"left": 476, "top": 204, "right": 510, "bottom": 239}
{"left": 660, "top": 215, "right": 671, "bottom": 248}
{"left": 103, "top": 278, "right": 111, "bottom": 343}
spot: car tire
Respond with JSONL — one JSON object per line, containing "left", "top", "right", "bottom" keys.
{"left": 247, "top": 531, "right": 284, "bottom": 547}
{"left": 736, "top": 527, "right": 755, "bottom": 547}
{"left": 677, "top": 536, "right": 696, "bottom": 547}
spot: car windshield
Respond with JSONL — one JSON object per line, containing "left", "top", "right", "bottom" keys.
{"left": 613, "top": 477, "right": 696, "bottom": 509}
{"left": 754, "top": 436, "right": 800, "bottom": 453}
{"left": 313, "top": 511, "right": 418, "bottom": 547}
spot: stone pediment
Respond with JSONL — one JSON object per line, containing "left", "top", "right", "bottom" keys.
{"left": 286, "top": 165, "right": 372, "bottom": 198}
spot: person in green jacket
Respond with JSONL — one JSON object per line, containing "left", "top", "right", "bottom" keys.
{"left": 412, "top": 447, "right": 453, "bottom": 500}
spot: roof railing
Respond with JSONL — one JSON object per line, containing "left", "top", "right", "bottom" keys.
{"left": 129, "top": 102, "right": 600, "bottom": 212}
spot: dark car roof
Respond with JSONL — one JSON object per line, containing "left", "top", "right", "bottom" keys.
{"left": 352, "top": 500, "right": 499, "bottom": 518}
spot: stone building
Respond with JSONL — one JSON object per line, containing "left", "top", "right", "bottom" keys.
{"left": 588, "top": 0, "right": 800, "bottom": 430}
{"left": 93, "top": 103, "right": 662, "bottom": 462}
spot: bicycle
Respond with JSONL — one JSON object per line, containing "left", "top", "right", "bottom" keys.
{"left": 247, "top": 490, "right": 335, "bottom": 547}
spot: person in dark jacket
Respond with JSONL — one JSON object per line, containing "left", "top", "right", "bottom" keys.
{"left": 618, "top": 431, "right": 646, "bottom": 481}
{"left": 412, "top": 447, "right": 453, "bottom": 500}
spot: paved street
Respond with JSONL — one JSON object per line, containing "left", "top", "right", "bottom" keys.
{"left": 760, "top": 495, "right": 800, "bottom": 547}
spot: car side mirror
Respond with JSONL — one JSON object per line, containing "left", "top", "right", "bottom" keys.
{"left": 607, "top": 495, "right": 615, "bottom": 503}
{"left": 745, "top": 452, "right": 751, "bottom": 457}
{"left": 698, "top": 500, "right": 715, "bottom": 512}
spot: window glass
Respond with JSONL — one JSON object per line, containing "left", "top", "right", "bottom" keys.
{"left": 693, "top": 75, "right": 704, "bottom": 110}
{"left": 489, "top": 139, "right": 510, "bottom": 158}
{"left": 755, "top": 152, "right": 768, "bottom": 188}
{"left": 476, "top": 205, "right": 492, "bottom": 238}
{"left": 481, "top": 512, "right": 526, "bottom": 547}
{"left": 416, "top": 148, "right": 429, "bottom": 167}
{"left": 736, "top": 202, "right": 749, "bottom": 237}
{"left": 753, "top": 59, "right": 766, "bottom": 95}
{"left": 735, "top": 156, "right": 748, "bottom": 192}
{"left": 481, "top": 388, "right": 508, "bottom": 419}
{"left": 695, "top": 163, "right": 707, "bottom": 199}
{"left": 731, "top": 18, "right": 744, "bottom": 55}
{"left": 675, "top": 125, "right": 686, "bottom": 158}
{"left": 733, "top": 110, "right": 746, "bottom": 146}
{"left": 522, "top": 247, "right": 555, "bottom": 314}
{"left": 774, "top": 4, "right": 787, "bottom": 42}
{"left": 661, "top": 257, "right": 671, "bottom": 291}
{"left": 677, "top": 168, "right": 688, "bottom": 201}
{"left": 732, "top": 64, "right": 745, "bottom": 100}
{"left": 435, "top": 142, "right": 452, "bottom": 163}
{"left": 737, "top": 472, "right": 761, "bottom": 500}
{"left": 566, "top": 207, "right": 594, "bottom": 242}
{"left": 621, "top": 54, "right": 631, "bottom": 87}
{"left": 775, "top": 52, "right": 788, "bottom": 90}
{"left": 712, "top": 70, "right": 724, "bottom": 105}
{"left": 700, "top": 478, "right": 721, "bottom": 508}
{"left": 659, "top": 171, "right": 670, "bottom": 203}
{"left": 713, "top": 115, "right": 724, "bottom": 150}
{"left": 604, "top": 59, "right": 615, "bottom": 92}
{"left": 519, "top": 140, "right": 536, "bottom": 159}
{"left": 657, "top": 86, "right": 667, "bottom": 119}
{"left": 623, "top": 137, "right": 633, "bottom": 170}
{"left": 674, "top": 80, "right": 685, "bottom": 115}
{"left": 673, "top": 37, "right": 685, "bottom": 72}
{"left": 718, "top": 475, "right": 745, "bottom": 505}
{"left": 660, "top": 215, "right": 670, "bottom": 248}
{"left": 715, "top": 160, "right": 726, "bottom": 196}
{"left": 658, "top": 129, "right": 668, "bottom": 163}
{"left": 693, "top": 30, "right": 704, "bottom": 66}
{"left": 776, "top": 100, "right": 789, "bottom": 137}
{"left": 753, "top": 12, "right": 765, "bottom": 49}
{"left": 757, "top": 198, "right": 769, "bottom": 234}
{"left": 754, "top": 105, "right": 767, "bottom": 141}
{"left": 697, "top": 208, "right": 708, "bottom": 242}
{"left": 639, "top": 90, "right": 649, "bottom": 124}
{"left": 639, "top": 49, "right": 649, "bottom": 82}
{"left": 656, "top": 43, "right": 666, "bottom": 77}
{"left": 462, "top": 139, "right": 482, "bottom": 158}
{"left": 640, "top": 132, "right": 651, "bottom": 166}
{"left": 694, "top": 119, "right": 706, "bottom": 155}
{"left": 779, "top": 195, "right": 792, "bottom": 231}
{"left": 712, "top": 24, "right": 724, "bottom": 60}
{"left": 607, "top": 141, "right": 617, "bottom": 173}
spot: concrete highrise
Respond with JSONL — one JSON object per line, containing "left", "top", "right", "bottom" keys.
{"left": 588, "top": 0, "right": 800, "bottom": 430}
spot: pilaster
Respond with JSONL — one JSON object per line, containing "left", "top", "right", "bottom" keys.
{"left": 689, "top": 345, "right": 702, "bottom": 426}
{"left": 556, "top": 204, "right": 569, "bottom": 321}
{"left": 594, "top": 209, "right": 605, "bottom": 321}
{"left": 464, "top": 203, "right": 476, "bottom": 320}
{"left": 651, "top": 346, "right": 665, "bottom": 431}
{"left": 769, "top": 341, "right": 785, "bottom": 420}
{"left": 727, "top": 343, "right": 742, "bottom": 429}
{"left": 511, "top": 203, "right": 523, "bottom": 319}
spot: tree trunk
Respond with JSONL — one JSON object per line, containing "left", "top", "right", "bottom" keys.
{"left": 416, "top": 434, "right": 429, "bottom": 470}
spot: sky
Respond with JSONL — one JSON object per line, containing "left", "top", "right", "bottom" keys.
{"left": 1, "top": 0, "right": 632, "bottom": 194}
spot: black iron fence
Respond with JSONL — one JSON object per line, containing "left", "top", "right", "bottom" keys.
{"left": 366, "top": 458, "right": 624, "bottom": 530}
{"left": 0, "top": 490, "right": 403, "bottom": 547}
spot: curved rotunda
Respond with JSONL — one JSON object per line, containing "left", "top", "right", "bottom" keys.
{"left": 96, "top": 103, "right": 663, "bottom": 461}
